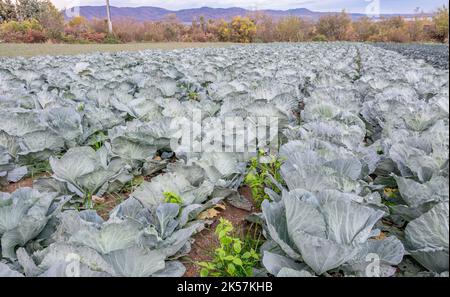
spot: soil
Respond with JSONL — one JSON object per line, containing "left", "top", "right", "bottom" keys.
{"left": 95, "top": 192, "right": 130, "bottom": 220}
{"left": 182, "top": 186, "right": 258, "bottom": 277}
{"left": 1, "top": 177, "right": 35, "bottom": 193}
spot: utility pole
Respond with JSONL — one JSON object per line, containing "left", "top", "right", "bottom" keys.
{"left": 106, "top": 0, "right": 113, "bottom": 34}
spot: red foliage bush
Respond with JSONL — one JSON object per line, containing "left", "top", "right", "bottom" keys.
{"left": 80, "top": 32, "right": 106, "bottom": 43}
{"left": 1, "top": 29, "right": 46, "bottom": 43}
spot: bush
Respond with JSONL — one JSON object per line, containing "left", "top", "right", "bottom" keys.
{"left": 0, "top": 19, "right": 47, "bottom": 43}
{"left": 0, "top": 29, "right": 46, "bottom": 43}
{"left": 103, "top": 33, "right": 121, "bottom": 44}
{"left": 431, "top": 6, "right": 449, "bottom": 42}
{"left": 312, "top": 34, "right": 328, "bottom": 42}
{"left": 81, "top": 32, "right": 107, "bottom": 43}
{"left": 1, "top": 18, "right": 42, "bottom": 32}
{"left": 316, "top": 11, "right": 352, "bottom": 41}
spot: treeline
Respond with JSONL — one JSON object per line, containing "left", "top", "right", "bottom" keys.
{"left": 0, "top": 0, "right": 448, "bottom": 44}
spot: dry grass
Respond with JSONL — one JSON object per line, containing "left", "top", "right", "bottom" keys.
{"left": 0, "top": 42, "right": 235, "bottom": 57}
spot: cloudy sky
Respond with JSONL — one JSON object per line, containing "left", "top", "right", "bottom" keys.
{"left": 51, "top": 0, "right": 448, "bottom": 14}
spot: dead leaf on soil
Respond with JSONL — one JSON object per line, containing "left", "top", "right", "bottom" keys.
{"left": 92, "top": 195, "right": 106, "bottom": 204}
{"left": 197, "top": 204, "right": 226, "bottom": 220}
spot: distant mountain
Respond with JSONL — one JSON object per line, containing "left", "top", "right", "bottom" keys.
{"left": 64, "top": 6, "right": 426, "bottom": 23}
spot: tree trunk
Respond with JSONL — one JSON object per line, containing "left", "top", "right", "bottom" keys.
{"left": 106, "top": 0, "right": 113, "bottom": 34}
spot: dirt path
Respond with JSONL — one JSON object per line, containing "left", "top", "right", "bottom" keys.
{"left": 0, "top": 42, "right": 235, "bottom": 58}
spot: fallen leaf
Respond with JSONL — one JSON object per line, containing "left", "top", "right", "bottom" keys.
{"left": 197, "top": 208, "right": 221, "bottom": 220}
{"left": 92, "top": 195, "right": 105, "bottom": 204}
{"left": 197, "top": 204, "right": 226, "bottom": 220}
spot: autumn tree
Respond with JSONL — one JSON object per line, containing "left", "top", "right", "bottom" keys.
{"left": 36, "top": 0, "right": 64, "bottom": 39}
{"left": 1, "top": 0, "right": 53, "bottom": 21}
{"left": 407, "top": 11, "right": 429, "bottom": 42}
{"left": 199, "top": 15, "right": 206, "bottom": 34}
{"left": 374, "top": 16, "right": 410, "bottom": 42}
{"left": 352, "top": 16, "right": 378, "bottom": 41}
{"left": 277, "top": 16, "right": 312, "bottom": 42}
{"left": 15, "top": 0, "right": 42, "bottom": 20}
{"left": 254, "top": 13, "right": 276, "bottom": 42}
{"left": 0, "top": 0, "right": 16, "bottom": 22}
{"left": 217, "top": 19, "right": 231, "bottom": 41}
{"left": 316, "top": 11, "right": 352, "bottom": 41}
{"left": 230, "top": 16, "right": 256, "bottom": 43}
{"left": 432, "top": 5, "right": 449, "bottom": 42}
{"left": 161, "top": 13, "right": 183, "bottom": 41}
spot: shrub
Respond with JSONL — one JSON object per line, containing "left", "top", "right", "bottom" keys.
{"left": 431, "top": 5, "right": 449, "bottom": 42}
{"left": 103, "top": 33, "right": 121, "bottom": 44}
{"left": 0, "top": 19, "right": 47, "bottom": 43}
{"left": 36, "top": 0, "right": 64, "bottom": 41}
{"left": 80, "top": 32, "right": 107, "bottom": 43}
{"left": 316, "top": 11, "right": 352, "bottom": 41}
{"left": 230, "top": 16, "right": 257, "bottom": 43}
{"left": 276, "top": 16, "right": 313, "bottom": 42}
{"left": 312, "top": 34, "right": 328, "bottom": 42}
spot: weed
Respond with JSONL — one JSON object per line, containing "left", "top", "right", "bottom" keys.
{"left": 27, "top": 160, "right": 52, "bottom": 178}
{"left": 188, "top": 91, "right": 199, "bottom": 101}
{"left": 121, "top": 176, "right": 145, "bottom": 193}
{"left": 244, "top": 150, "right": 285, "bottom": 207}
{"left": 198, "top": 218, "right": 261, "bottom": 277}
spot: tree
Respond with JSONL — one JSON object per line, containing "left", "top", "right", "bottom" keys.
{"left": 254, "top": 13, "right": 276, "bottom": 42}
{"left": 229, "top": 16, "right": 256, "bottom": 43}
{"left": 408, "top": 11, "right": 428, "bottom": 42}
{"left": 15, "top": 0, "right": 42, "bottom": 20}
{"left": 0, "top": 0, "right": 16, "bottom": 22}
{"left": 352, "top": 16, "right": 378, "bottom": 41}
{"left": 1, "top": 0, "right": 60, "bottom": 23}
{"left": 106, "top": 0, "right": 112, "bottom": 34}
{"left": 432, "top": 5, "right": 449, "bottom": 42}
{"left": 374, "top": 16, "right": 410, "bottom": 42}
{"left": 276, "top": 16, "right": 312, "bottom": 42}
{"left": 316, "top": 11, "right": 352, "bottom": 41}
{"left": 199, "top": 15, "right": 206, "bottom": 34}
{"left": 36, "top": 0, "right": 64, "bottom": 39}
{"left": 216, "top": 19, "right": 231, "bottom": 41}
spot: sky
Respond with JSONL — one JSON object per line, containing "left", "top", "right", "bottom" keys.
{"left": 51, "top": 0, "right": 448, "bottom": 14}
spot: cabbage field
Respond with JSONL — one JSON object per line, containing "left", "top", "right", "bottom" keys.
{"left": 0, "top": 43, "right": 448, "bottom": 277}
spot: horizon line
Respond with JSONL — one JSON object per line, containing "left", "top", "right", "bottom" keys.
{"left": 62, "top": 4, "right": 444, "bottom": 15}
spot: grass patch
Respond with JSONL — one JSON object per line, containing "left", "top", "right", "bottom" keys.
{"left": 0, "top": 42, "right": 235, "bottom": 58}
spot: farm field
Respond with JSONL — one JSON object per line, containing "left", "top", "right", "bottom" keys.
{"left": 0, "top": 42, "right": 234, "bottom": 57}
{"left": 0, "top": 43, "right": 448, "bottom": 277}
{"left": 373, "top": 43, "right": 449, "bottom": 70}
